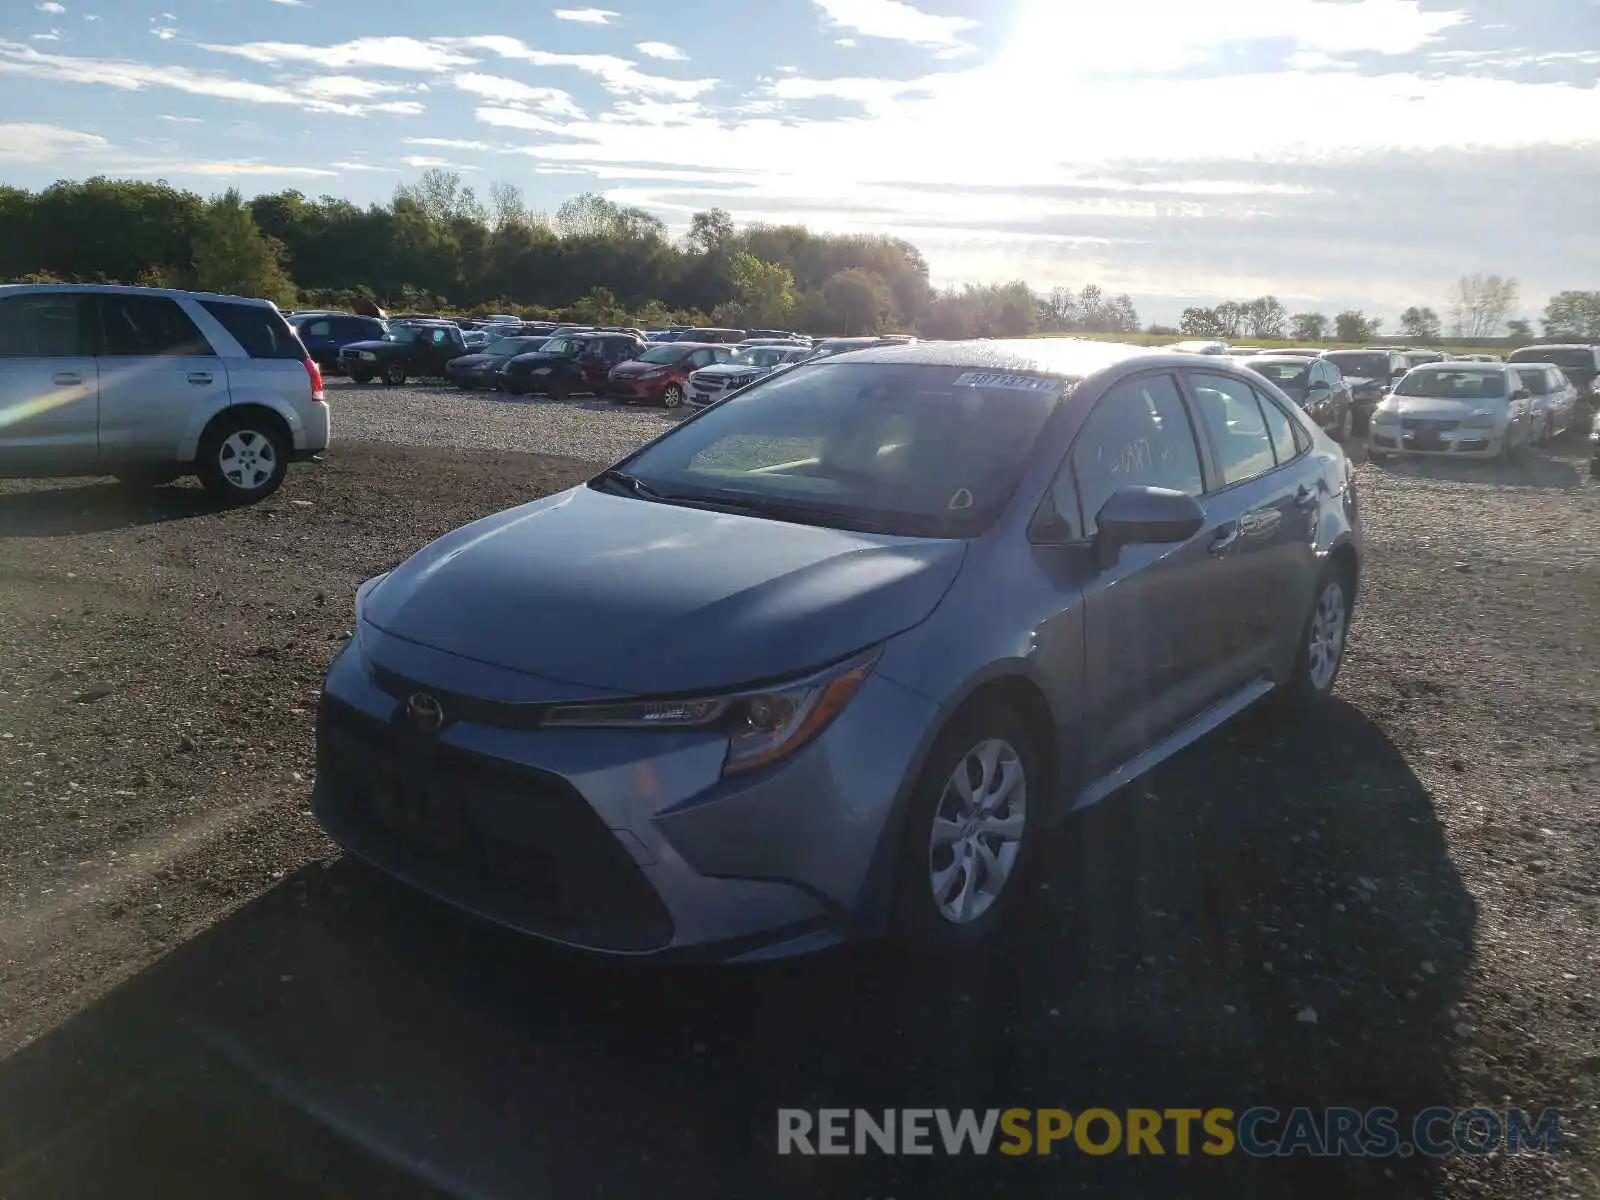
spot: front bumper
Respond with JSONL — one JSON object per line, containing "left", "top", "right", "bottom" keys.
{"left": 604, "top": 375, "right": 668, "bottom": 402}
{"left": 312, "top": 630, "right": 937, "bottom": 959}
{"left": 1369, "top": 423, "right": 1506, "bottom": 458}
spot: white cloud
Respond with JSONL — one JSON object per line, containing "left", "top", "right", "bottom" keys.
{"left": 404, "top": 135, "right": 497, "bottom": 150}
{"left": 0, "top": 40, "right": 427, "bottom": 115}
{"left": 300, "top": 73, "right": 412, "bottom": 99}
{"left": 0, "top": 120, "right": 105, "bottom": 162}
{"left": 811, "top": 0, "right": 977, "bottom": 57}
{"left": 400, "top": 154, "right": 480, "bottom": 169}
{"left": 471, "top": 105, "right": 577, "bottom": 134}
{"left": 159, "top": 113, "right": 201, "bottom": 121}
{"left": 553, "top": 7, "right": 618, "bottom": 22}
{"left": 81, "top": 12, "right": 98, "bottom": 18}
{"left": 330, "top": 160, "right": 400, "bottom": 171}
{"left": 635, "top": 42, "right": 687, "bottom": 61}
{"left": 36, "top": 1, "right": 66, "bottom": 12}
{"left": 436, "top": 36, "right": 717, "bottom": 99}
{"left": 836, "top": 38, "right": 856, "bottom": 47}
{"left": 151, "top": 27, "right": 177, "bottom": 39}
{"left": 124, "top": 159, "right": 338, "bottom": 176}
{"left": 452, "top": 72, "right": 583, "bottom": 114}
{"left": 200, "top": 36, "right": 473, "bottom": 72}
{"left": 156, "top": 10, "right": 176, "bottom": 19}
{"left": 268, "top": 0, "right": 308, "bottom": 6}
{"left": 31, "top": 30, "right": 63, "bottom": 40}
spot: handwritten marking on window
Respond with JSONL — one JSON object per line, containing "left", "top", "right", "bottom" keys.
{"left": 1109, "top": 437, "right": 1151, "bottom": 476}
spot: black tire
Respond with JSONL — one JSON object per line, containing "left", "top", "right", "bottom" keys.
{"left": 350, "top": 369, "right": 373, "bottom": 384}
{"left": 195, "top": 411, "right": 289, "bottom": 504}
{"left": 548, "top": 381, "right": 572, "bottom": 403}
{"left": 661, "top": 382, "right": 685, "bottom": 410}
{"left": 113, "top": 468, "right": 180, "bottom": 491}
{"left": 1337, "top": 406, "right": 1354, "bottom": 443}
{"left": 382, "top": 362, "right": 407, "bottom": 387}
{"left": 891, "top": 701, "right": 1041, "bottom": 954}
{"left": 1280, "top": 560, "right": 1354, "bottom": 708}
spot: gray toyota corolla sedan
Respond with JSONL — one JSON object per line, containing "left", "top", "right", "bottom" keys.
{"left": 314, "top": 339, "right": 1363, "bottom": 961}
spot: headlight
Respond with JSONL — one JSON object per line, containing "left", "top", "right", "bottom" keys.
{"left": 359, "top": 351, "right": 377, "bottom": 361}
{"left": 1463, "top": 411, "right": 1500, "bottom": 428}
{"left": 353, "top": 571, "right": 390, "bottom": 622}
{"left": 1371, "top": 408, "right": 1400, "bottom": 425}
{"left": 543, "top": 648, "right": 880, "bottom": 777}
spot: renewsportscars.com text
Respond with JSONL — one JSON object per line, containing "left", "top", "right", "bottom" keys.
{"left": 776, "top": 1107, "right": 1561, "bottom": 1158}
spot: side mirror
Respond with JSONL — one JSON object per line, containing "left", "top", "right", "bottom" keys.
{"left": 1511, "top": 388, "right": 1531, "bottom": 401}
{"left": 1092, "top": 486, "right": 1205, "bottom": 570}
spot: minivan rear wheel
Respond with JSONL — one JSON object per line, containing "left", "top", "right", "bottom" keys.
{"left": 196, "top": 412, "right": 289, "bottom": 504}
{"left": 892, "top": 701, "right": 1039, "bottom": 953}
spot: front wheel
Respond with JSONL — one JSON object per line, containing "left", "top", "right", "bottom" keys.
{"left": 382, "top": 362, "right": 407, "bottom": 387}
{"left": 661, "top": 382, "right": 685, "bottom": 409}
{"left": 1281, "top": 564, "right": 1352, "bottom": 707}
{"left": 892, "top": 702, "right": 1039, "bottom": 954}
{"left": 195, "top": 413, "right": 289, "bottom": 504}
{"left": 1337, "top": 406, "right": 1354, "bottom": 442}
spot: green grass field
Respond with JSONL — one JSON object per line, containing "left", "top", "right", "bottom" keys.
{"left": 1038, "top": 332, "right": 1509, "bottom": 356}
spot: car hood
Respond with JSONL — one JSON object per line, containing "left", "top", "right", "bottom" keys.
{"left": 360, "top": 484, "right": 967, "bottom": 695}
{"left": 1342, "top": 375, "right": 1382, "bottom": 390}
{"left": 341, "top": 339, "right": 404, "bottom": 354}
{"left": 609, "top": 361, "right": 669, "bottom": 376}
{"left": 1389, "top": 396, "right": 1507, "bottom": 420}
{"left": 504, "top": 351, "right": 575, "bottom": 369}
{"left": 447, "top": 353, "right": 503, "bottom": 371}
{"left": 693, "top": 363, "right": 761, "bottom": 380}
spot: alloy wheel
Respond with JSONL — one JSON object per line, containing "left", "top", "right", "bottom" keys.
{"left": 1306, "top": 579, "right": 1347, "bottom": 693}
{"left": 219, "top": 430, "right": 277, "bottom": 493}
{"left": 662, "top": 383, "right": 684, "bottom": 409}
{"left": 928, "top": 738, "right": 1027, "bottom": 924}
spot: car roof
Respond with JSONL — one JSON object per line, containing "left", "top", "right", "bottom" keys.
{"left": 1241, "top": 354, "right": 1313, "bottom": 365}
{"left": 0, "top": 282, "right": 280, "bottom": 308}
{"left": 1407, "top": 360, "right": 1510, "bottom": 371}
{"left": 810, "top": 336, "right": 1165, "bottom": 378}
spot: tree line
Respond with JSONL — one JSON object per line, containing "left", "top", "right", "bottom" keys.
{"left": 1177, "top": 274, "right": 1600, "bottom": 345}
{"left": 0, "top": 171, "right": 1141, "bottom": 339}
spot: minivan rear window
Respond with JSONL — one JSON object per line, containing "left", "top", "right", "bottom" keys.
{"left": 200, "top": 300, "right": 305, "bottom": 360}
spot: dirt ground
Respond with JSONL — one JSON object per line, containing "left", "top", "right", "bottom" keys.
{"left": 0, "top": 441, "right": 1596, "bottom": 1200}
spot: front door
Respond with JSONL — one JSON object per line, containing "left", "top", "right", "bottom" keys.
{"left": 0, "top": 291, "right": 99, "bottom": 477}
{"left": 93, "top": 293, "right": 229, "bottom": 469}
{"left": 1066, "top": 371, "right": 1241, "bottom": 775}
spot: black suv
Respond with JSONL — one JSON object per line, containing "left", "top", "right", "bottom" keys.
{"left": 339, "top": 321, "right": 468, "bottom": 385}
{"left": 498, "top": 332, "right": 644, "bottom": 398}
{"left": 1320, "top": 349, "right": 1410, "bottom": 433}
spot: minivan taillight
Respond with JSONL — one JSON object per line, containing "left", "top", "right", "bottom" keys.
{"left": 303, "top": 356, "right": 325, "bottom": 402}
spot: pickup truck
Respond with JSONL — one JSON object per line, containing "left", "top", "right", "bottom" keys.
{"left": 339, "top": 321, "right": 468, "bottom": 385}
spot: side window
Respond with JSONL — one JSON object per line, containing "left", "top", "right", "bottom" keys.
{"left": 430, "top": 329, "right": 447, "bottom": 346}
{"left": 198, "top": 299, "right": 301, "bottom": 359}
{"left": 100, "top": 295, "right": 214, "bottom": 357}
{"left": 1189, "top": 372, "right": 1278, "bottom": 486}
{"left": 1069, "top": 373, "right": 1205, "bottom": 536}
{"left": 0, "top": 293, "right": 89, "bottom": 358}
{"left": 1254, "top": 388, "right": 1300, "bottom": 465}
{"left": 688, "top": 348, "right": 716, "bottom": 368}
{"left": 306, "top": 320, "right": 332, "bottom": 337}
{"left": 714, "top": 348, "right": 734, "bottom": 362}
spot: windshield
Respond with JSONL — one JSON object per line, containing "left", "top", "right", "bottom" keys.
{"left": 1394, "top": 369, "right": 1508, "bottom": 400}
{"left": 606, "top": 362, "right": 1065, "bottom": 538}
{"left": 728, "top": 347, "right": 793, "bottom": 368}
{"left": 488, "top": 337, "right": 544, "bottom": 357}
{"left": 1246, "top": 362, "right": 1309, "bottom": 392}
{"left": 537, "top": 336, "right": 582, "bottom": 356}
{"left": 635, "top": 345, "right": 690, "bottom": 364}
{"left": 1323, "top": 352, "right": 1390, "bottom": 378}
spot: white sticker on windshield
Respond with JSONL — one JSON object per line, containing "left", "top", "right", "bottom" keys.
{"left": 952, "top": 372, "right": 1060, "bottom": 392}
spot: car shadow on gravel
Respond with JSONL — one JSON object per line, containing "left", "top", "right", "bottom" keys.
{"left": 0, "top": 700, "right": 1475, "bottom": 1199}
{"left": 0, "top": 480, "right": 233, "bottom": 538}
{"left": 1367, "top": 447, "right": 1590, "bottom": 489}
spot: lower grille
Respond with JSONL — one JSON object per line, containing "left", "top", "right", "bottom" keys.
{"left": 315, "top": 696, "right": 673, "bottom": 952}
{"left": 1401, "top": 418, "right": 1459, "bottom": 431}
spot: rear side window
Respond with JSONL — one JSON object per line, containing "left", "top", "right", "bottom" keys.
{"left": 100, "top": 295, "right": 215, "bottom": 357}
{"left": 303, "top": 319, "right": 333, "bottom": 337}
{"left": 1254, "top": 388, "right": 1300, "bottom": 464}
{"left": 1188, "top": 373, "right": 1278, "bottom": 487}
{"left": 0, "top": 293, "right": 90, "bottom": 358}
{"left": 1520, "top": 369, "right": 1550, "bottom": 395}
{"left": 200, "top": 300, "right": 304, "bottom": 359}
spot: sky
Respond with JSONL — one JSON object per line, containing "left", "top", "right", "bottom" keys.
{"left": 1, "top": 0, "right": 1598, "bottom": 324}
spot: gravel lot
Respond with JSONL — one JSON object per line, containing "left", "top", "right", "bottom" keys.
{"left": 326, "top": 376, "right": 682, "bottom": 464}
{"left": 0, "top": 415, "right": 1595, "bottom": 1199}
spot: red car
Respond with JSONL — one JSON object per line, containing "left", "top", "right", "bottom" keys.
{"left": 604, "top": 342, "right": 733, "bottom": 408}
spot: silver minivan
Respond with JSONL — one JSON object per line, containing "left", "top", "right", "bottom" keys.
{"left": 0, "top": 284, "right": 330, "bottom": 502}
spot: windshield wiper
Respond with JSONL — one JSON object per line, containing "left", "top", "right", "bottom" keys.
{"left": 671, "top": 492, "right": 903, "bottom": 533}
{"left": 593, "top": 469, "right": 669, "bottom": 500}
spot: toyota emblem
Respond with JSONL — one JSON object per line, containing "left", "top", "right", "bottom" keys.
{"left": 406, "top": 692, "right": 445, "bottom": 734}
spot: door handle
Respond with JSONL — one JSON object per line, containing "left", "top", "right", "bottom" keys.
{"left": 187, "top": 372, "right": 213, "bottom": 385}
{"left": 1294, "top": 484, "right": 1319, "bottom": 509}
{"left": 1208, "top": 523, "right": 1240, "bottom": 556}
{"left": 51, "top": 372, "right": 83, "bottom": 386}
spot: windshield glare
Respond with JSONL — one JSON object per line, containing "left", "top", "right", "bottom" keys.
{"left": 1395, "top": 370, "right": 1508, "bottom": 400}
{"left": 611, "top": 362, "right": 1065, "bottom": 537}
{"left": 1324, "top": 353, "right": 1389, "bottom": 378}
{"left": 383, "top": 327, "right": 425, "bottom": 344}
{"left": 1247, "top": 362, "right": 1309, "bottom": 391}
{"left": 636, "top": 345, "right": 689, "bottom": 364}
{"left": 489, "top": 337, "right": 543, "bottom": 357}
